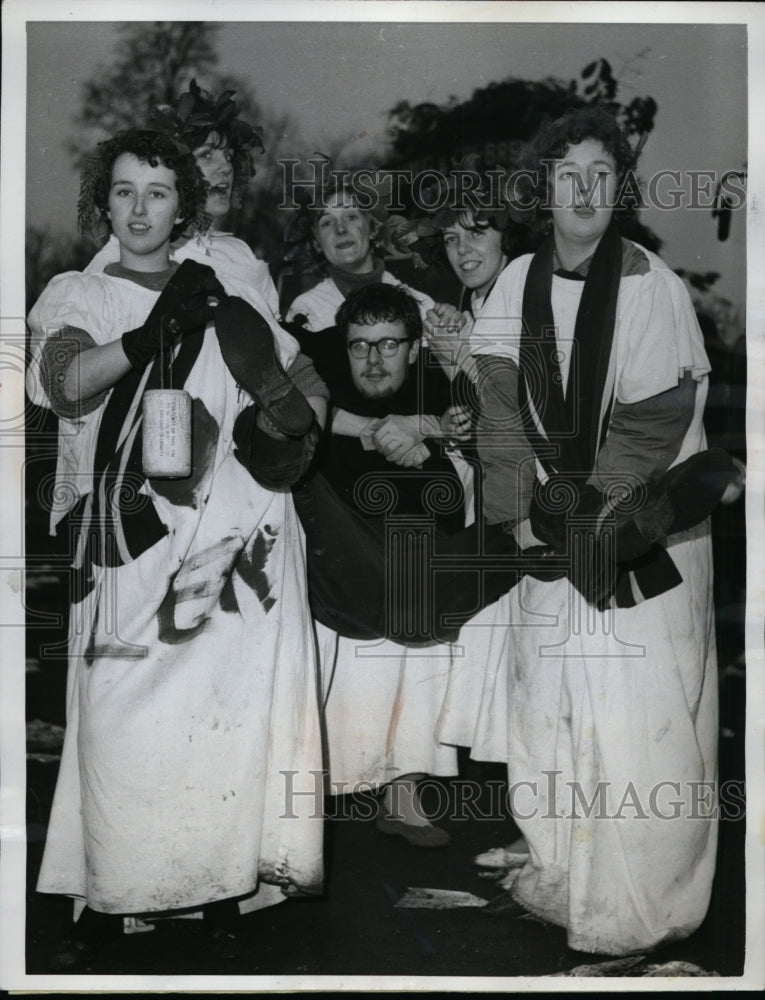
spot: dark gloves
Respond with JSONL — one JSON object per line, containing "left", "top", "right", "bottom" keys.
{"left": 524, "top": 478, "right": 598, "bottom": 587}
{"left": 529, "top": 476, "right": 604, "bottom": 552}
{"left": 528, "top": 476, "right": 617, "bottom": 605}
{"left": 121, "top": 260, "right": 226, "bottom": 369}
{"left": 527, "top": 449, "right": 742, "bottom": 606}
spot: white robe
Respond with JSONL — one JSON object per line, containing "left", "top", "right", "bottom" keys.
{"left": 468, "top": 247, "right": 718, "bottom": 955}
{"left": 317, "top": 623, "right": 459, "bottom": 790}
{"left": 314, "top": 446, "right": 478, "bottom": 789}
{"left": 85, "top": 230, "right": 281, "bottom": 321}
{"left": 27, "top": 264, "right": 324, "bottom": 914}
{"left": 286, "top": 271, "right": 434, "bottom": 333}
{"left": 435, "top": 277, "right": 519, "bottom": 761}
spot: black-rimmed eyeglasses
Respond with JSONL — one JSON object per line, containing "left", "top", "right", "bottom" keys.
{"left": 347, "top": 337, "right": 414, "bottom": 360}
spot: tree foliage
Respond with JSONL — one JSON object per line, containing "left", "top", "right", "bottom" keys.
{"left": 32, "top": 22, "right": 306, "bottom": 296}
{"left": 25, "top": 227, "right": 93, "bottom": 315}
{"left": 68, "top": 23, "right": 221, "bottom": 169}
{"left": 383, "top": 58, "right": 660, "bottom": 251}
{"left": 385, "top": 58, "right": 657, "bottom": 172}
{"left": 33, "top": 42, "right": 668, "bottom": 305}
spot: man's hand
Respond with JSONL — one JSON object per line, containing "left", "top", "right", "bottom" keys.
{"left": 372, "top": 413, "right": 426, "bottom": 464}
{"left": 396, "top": 441, "right": 431, "bottom": 468}
{"left": 438, "top": 404, "right": 472, "bottom": 441}
{"left": 373, "top": 415, "right": 432, "bottom": 468}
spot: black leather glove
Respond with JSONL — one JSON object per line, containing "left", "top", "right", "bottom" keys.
{"left": 529, "top": 476, "right": 618, "bottom": 606}
{"left": 121, "top": 260, "right": 226, "bottom": 369}
{"left": 529, "top": 475, "right": 604, "bottom": 551}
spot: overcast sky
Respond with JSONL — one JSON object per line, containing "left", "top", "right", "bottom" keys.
{"left": 22, "top": 15, "right": 749, "bottom": 309}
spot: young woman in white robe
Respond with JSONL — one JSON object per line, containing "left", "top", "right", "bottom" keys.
{"left": 412, "top": 198, "right": 537, "bottom": 764}
{"left": 27, "top": 126, "right": 326, "bottom": 967}
{"left": 458, "top": 106, "right": 720, "bottom": 955}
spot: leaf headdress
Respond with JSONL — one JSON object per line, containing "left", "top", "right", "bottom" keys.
{"left": 149, "top": 78, "right": 264, "bottom": 178}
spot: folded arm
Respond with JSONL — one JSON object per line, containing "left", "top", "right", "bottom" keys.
{"left": 589, "top": 371, "right": 699, "bottom": 490}
{"left": 39, "top": 327, "right": 131, "bottom": 419}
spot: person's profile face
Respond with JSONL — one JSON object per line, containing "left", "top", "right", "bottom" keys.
{"left": 314, "top": 194, "right": 375, "bottom": 274}
{"left": 193, "top": 130, "right": 235, "bottom": 219}
{"left": 548, "top": 137, "right": 617, "bottom": 255}
{"left": 107, "top": 153, "right": 181, "bottom": 271}
{"left": 442, "top": 215, "right": 507, "bottom": 297}
{"left": 346, "top": 319, "right": 418, "bottom": 398}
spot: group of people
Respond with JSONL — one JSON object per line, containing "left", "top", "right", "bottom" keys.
{"left": 26, "top": 78, "right": 744, "bottom": 968}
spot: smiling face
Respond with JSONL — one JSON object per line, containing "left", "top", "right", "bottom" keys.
{"left": 442, "top": 216, "right": 507, "bottom": 298}
{"left": 346, "top": 319, "right": 419, "bottom": 398}
{"left": 314, "top": 194, "right": 375, "bottom": 274}
{"left": 549, "top": 138, "right": 617, "bottom": 267}
{"left": 193, "top": 130, "right": 235, "bottom": 219}
{"left": 107, "top": 153, "right": 181, "bottom": 271}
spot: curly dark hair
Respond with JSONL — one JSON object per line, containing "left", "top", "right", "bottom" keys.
{"left": 415, "top": 209, "right": 534, "bottom": 272}
{"left": 516, "top": 105, "right": 642, "bottom": 231}
{"left": 77, "top": 128, "right": 207, "bottom": 241}
{"left": 336, "top": 283, "right": 423, "bottom": 343}
{"left": 386, "top": 161, "right": 537, "bottom": 272}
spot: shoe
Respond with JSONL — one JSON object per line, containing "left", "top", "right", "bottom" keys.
{"left": 616, "top": 448, "right": 743, "bottom": 561}
{"left": 213, "top": 297, "right": 314, "bottom": 437}
{"left": 472, "top": 844, "right": 529, "bottom": 869}
{"left": 480, "top": 890, "right": 529, "bottom": 917}
{"left": 48, "top": 907, "right": 123, "bottom": 971}
{"left": 232, "top": 405, "right": 320, "bottom": 490}
{"left": 375, "top": 810, "right": 451, "bottom": 848}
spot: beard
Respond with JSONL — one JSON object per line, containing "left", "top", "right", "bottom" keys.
{"left": 360, "top": 381, "right": 397, "bottom": 399}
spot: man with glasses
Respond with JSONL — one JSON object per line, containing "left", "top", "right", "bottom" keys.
{"left": 291, "top": 283, "right": 519, "bottom": 846}
{"left": 292, "top": 282, "right": 495, "bottom": 641}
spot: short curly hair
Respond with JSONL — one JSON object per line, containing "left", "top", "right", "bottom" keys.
{"left": 77, "top": 128, "right": 206, "bottom": 241}
{"left": 336, "top": 283, "right": 423, "bottom": 343}
{"left": 283, "top": 171, "right": 389, "bottom": 269}
{"left": 517, "top": 105, "right": 641, "bottom": 230}
{"left": 415, "top": 209, "right": 534, "bottom": 272}
{"left": 385, "top": 162, "right": 537, "bottom": 273}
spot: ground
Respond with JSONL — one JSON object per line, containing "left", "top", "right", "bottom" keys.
{"left": 24, "top": 670, "right": 745, "bottom": 981}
